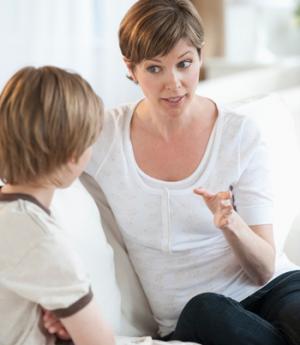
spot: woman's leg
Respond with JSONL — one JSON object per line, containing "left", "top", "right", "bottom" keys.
{"left": 171, "top": 270, "right": 300, "bottom": 345}
{"left": 242, "top": 270, "right": 300, "bottom": 345}
{"left": 171, "top": 292, "right": 287, "bottom": 345}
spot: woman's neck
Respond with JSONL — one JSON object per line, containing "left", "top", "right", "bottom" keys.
{"left": 1, "top": 183, "right": 55, "bottom": 209}
{"left": 134, "top": 96, "right": 216, "bottom": 141}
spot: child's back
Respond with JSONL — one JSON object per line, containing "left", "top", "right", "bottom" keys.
{"left": 0, "top": 66, "right": 114, "bottom": 345}
{"left": 0, "top": 195, "right": 91, "bottom": 344}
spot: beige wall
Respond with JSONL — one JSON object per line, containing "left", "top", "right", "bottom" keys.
{"left": 191, "top": 0, "right": 225, "bottom": 58}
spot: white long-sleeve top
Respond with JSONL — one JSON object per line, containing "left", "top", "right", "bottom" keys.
{"left": 86, "top": 101, "right": 296, "bottom": 336}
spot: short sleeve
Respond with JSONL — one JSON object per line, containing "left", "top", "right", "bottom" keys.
{"left": 233, "top": 117, "right": 273, "bottom": 225}
{"left": 1, "top": 221, "right": 92, "bottom": 316}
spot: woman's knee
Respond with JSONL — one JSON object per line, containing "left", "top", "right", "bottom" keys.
{"left": 174, "top": 293, "right": 245, "bottom": 343}
{"left": 179, "top": 292, "right": 230, "bottom": 323}
{"left": 185, "top": 292, "right": 229, "bottom": 308}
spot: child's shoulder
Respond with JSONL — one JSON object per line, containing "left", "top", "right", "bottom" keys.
{"left": 0, "top": 198, "right": 60, "bottom": 269}
{"left": 0, "top": 197, "right": 51, "bottom": 230}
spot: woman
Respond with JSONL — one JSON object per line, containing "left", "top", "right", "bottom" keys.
{"left": 45, "top": 0, "right": 300, "bottom": 344}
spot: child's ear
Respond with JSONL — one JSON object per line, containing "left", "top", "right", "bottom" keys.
{"left": 66, "top": 155, "right": 77, "bottom": 168}
{"left": 123, "top": 57, "right": 138, "bottom": 83}
{"left": 68, "top": 157, "right": 78, "bottom": 166}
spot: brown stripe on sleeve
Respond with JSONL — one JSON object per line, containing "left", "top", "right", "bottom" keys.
{"left": 52, "top": 287, "right": 93, "bottom": 319}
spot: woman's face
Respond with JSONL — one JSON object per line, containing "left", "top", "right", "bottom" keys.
{"left": 130, "top": 38, "right": 201, "bottom": 117}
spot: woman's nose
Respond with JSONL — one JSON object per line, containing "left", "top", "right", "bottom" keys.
{"left": 165, "top": 70, "right": 181, "bottom": 90}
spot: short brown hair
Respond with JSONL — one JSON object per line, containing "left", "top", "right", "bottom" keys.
{"left": 0, "top": 66, "right": 103, "bottom": 185}
{"left": 119, "top": 0, "right": 204, "bottom": 69}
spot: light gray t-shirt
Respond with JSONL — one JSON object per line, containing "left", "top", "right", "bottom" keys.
{"left": 87, "top": 101, "right": 296, "bottom": 336}
{"left": 0, "top": 192, "right": 92, "bottom": 345}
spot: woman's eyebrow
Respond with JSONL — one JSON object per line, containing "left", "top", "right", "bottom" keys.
{"left": 178, "top": 50, "right": 193, "bottom": 58}
{"left": 146, "top": 58, "right": 161, "bottom": 63}
{"left": 146, "top": 51, "right": 193, "bottom": 63}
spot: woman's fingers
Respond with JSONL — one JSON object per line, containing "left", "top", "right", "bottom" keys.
{"left": 193, "top": 187, "right": 214, "bottom": 199}
{"left": 194, "top": 188, "right": 231, "bottom": 201}
{"left": 218, "top": 190, "right": 232, "bottom": 201}
{"left": 220, "top": 204, "right": 233, "bottom": 214}
{"left": 213, "top": 202, "right": 234, "bottom": 229}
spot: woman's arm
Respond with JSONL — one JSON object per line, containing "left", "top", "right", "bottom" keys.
{"left": 194, "top": 188, "right": 275, "bottom": 286}
{"left": 221, "top": 216, "right": 275, "bottom": 286}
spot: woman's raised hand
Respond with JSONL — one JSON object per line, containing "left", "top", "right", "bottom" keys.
{"left": 194, "top": 188, "right": 233, "bottom": 229}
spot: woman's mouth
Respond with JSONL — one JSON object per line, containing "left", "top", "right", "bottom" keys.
{"left": 161, "top": 95, "right": 186, "bottom": 105}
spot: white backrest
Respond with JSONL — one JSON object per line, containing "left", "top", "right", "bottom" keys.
{"left": 197, "top": 63, "right": 300, "bottom": 103}
{"left": 229, "top": 93, "right": 300, "bottom": 261}
{"left": 278, "top": 86, "right": 300, "bottom": 265}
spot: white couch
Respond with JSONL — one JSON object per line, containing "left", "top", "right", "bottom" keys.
{"left": 52, "top": 63, "right": 300, "bottom": 345}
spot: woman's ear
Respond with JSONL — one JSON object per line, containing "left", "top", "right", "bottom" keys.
{"left": 123, "top": 57, "right": 131, "bottom": 69}
{"left": 123, "top": 57, "right": 138, "bottom": 84}
{"left": 198, "top": 45, "right": 205, "bottom": 80}
{"left": 198, "top": 42, "right": 205, "bottom": 65}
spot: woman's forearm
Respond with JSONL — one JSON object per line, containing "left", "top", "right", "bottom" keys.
{"left": 221, "top": 211, "right": 275, "bottom": 285}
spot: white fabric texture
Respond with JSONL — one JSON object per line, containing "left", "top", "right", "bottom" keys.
{"left": 115, "top": 336, "right": 197, "bottom": 345}
{"left": 0, "top": 196, "right": 90, "bottom": 345}
{"left": 86, "top": 99, "right": 297, "bottom": 336}
{"left": 80, "top": 173, "right": 158, "bottom": 337}
{"left": 51, "top": 179, "right": 122, "bottom": 333}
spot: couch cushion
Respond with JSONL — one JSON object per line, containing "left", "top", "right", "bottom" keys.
{"left": 229, "top": 93, "right": 300, "bottom": 253}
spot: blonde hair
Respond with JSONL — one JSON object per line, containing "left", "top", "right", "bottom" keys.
{"left": 119, "top": 0, "right": 204, "bottom": 71}
{"left": 0, "top": 66, "right": 103, "bottom": 185}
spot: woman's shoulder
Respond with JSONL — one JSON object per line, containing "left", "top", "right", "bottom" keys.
{"left": 93, "top": 101, "right": 137, "bottom": 150}
{"left": 212, "top": 103, "right": 265, "bottom": 159}
{"left": 218, "top": 103, "right": 249, "bottom": 124}
{"left": 105, "top": 101, "right": 138, "bottom": 125}
{"left": 218, "top": 103, "right": 262, "bottom": 140}
{"left": 86, "top": 101, "right": 139, "bottom": 176}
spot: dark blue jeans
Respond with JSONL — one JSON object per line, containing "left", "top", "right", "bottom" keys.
{"left": 168, "top": 270, "right": 300, "bottom": 345}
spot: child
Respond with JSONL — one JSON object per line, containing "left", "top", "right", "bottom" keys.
{"left": 0, "top": 66, "right": 115, "bottom": 345}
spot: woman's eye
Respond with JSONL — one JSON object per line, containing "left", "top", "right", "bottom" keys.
{"left": 177, "top": 60, "right": 192, "bottom": 69}
{"left": 146, "top": 65, "right": 161, "bottom": 73}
